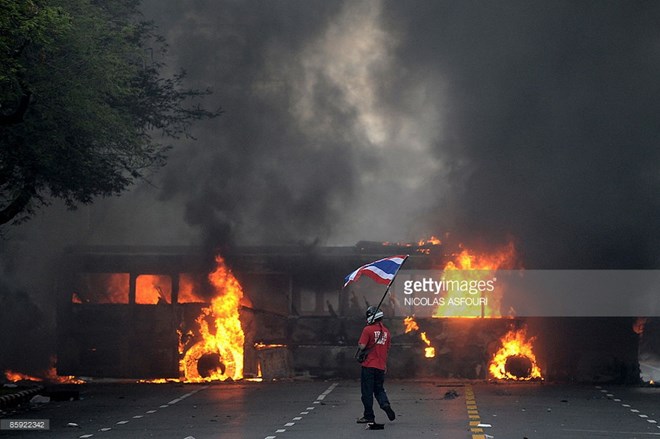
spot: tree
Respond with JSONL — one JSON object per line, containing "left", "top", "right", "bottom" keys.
{"left": 0, "top": 0, "right": 219, "bottom": 226}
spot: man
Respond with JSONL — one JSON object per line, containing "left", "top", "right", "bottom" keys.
{"left": 356, "top": 305, "right": 396, "bottom": 424}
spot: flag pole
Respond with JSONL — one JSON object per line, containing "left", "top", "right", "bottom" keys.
{"left": 373, "top": 255, "right": 409, "bottom": 314}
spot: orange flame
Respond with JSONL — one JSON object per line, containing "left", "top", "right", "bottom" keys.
{"left": 180, "top": 255, "right": 245, "bottom": 382}
{"left": 403, "top": 316, "right": 435, "bottom": 358}
{"left": 403, "top": 316, "right": 419, "bottom": 333}
{"left": 136, "top": 274, "right": 171, "bottom": 304}
{"left": 418, "top": 235, "right": 442, "bottom": 246}
{"left": 4, "top": 370, "right": 41, "bottom": 382}
{"left": 488, "top": 328, "right": 542, "bottom": 380}
{"left": 433, "top": 242, "right": 516, "bottom": 318}
{"left": 4, "top": 357, "right": 84, "bottom": 384}
{"left": 633, "top": 317, "right": 647, "bottom": 335}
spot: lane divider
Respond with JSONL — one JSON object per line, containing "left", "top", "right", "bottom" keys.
{"left": 595, "top": 385, "right": 660, "bottom": 429}
{"left": 465, "top": 384, "right": 491, "bottom": 439}
{"left": 75, "top": 385, "right": 208, "bottom": 439}
{"left": 263, "top": 382, "right": 338, "bottom": 439}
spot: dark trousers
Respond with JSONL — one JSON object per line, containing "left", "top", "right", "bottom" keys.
{"left": 361, "top": 366, "right": 390, "bottom": 420}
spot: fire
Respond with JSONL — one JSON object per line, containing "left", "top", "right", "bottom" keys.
{"left": 4, "top": 370, "right": 41, "bottom": 382}
{"left": 418, "top": 235, "right": 442, "bottom": 246}
{"left": 403, "top": 316, "right": 435, "bottom": 358}
{"left": 433, "top": 242, "right": 517, "bottom": 318}
{"left": 404, "top": 316, "right": 419, "bottom": 332}
{"left": 136, "top": 274, "right": 171, "bottom": 304}
{"left": 180, "top": 255, "right": 245, "bottom": 382}
{"left": 4, "top": 357, "right": 84, "bottom": 384}
{"left": 420, "top": 332, "right": 436, "bottom": 358}
{"left": 178, "top": 273, "right": 206, "bottom": 303}
{"left": 633, "top": 317, "right": 647, "bottom": 335}
{"left": 488, "top": 327, "right": 542, "bottom": 380}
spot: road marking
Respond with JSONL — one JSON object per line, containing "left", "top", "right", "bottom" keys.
{"left": 79, "top": 435, "right": 94, "bottom": 438}
{"left": 78, "top": 385, "right": 209, "bottom": 438}
{"left": 465, "top": 384, "right": 490, "bottom": 439}
{"left": 263, "top": 383, "right": 338, "bottom": 439}
{"left": 596, "top": 386, "right": 660, "bottom": 429}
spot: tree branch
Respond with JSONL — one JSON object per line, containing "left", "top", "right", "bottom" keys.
{"left": 0, "top": 185, "right": 34, "bottom": 226}
{"left": 0, "top": 92, "right": 32, "bottom": 126}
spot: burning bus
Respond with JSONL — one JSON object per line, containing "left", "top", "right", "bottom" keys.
{"left": 53, "top": 241, "right": 649, "bottom": 384}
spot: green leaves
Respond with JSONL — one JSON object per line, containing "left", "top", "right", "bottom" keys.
{"left": 0, "top": 0, "right": 219, "bottom": 226}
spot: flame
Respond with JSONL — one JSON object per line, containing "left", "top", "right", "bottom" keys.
{"left": 403, "top": 316, "right": 419, "bottom": 332}
{"left": 633, "top": 317, "right": 647, "bottom": 335}
{"left": 418, "top": 235, "right": 442, "bottom": 246}
{"left": 420, "top": 332, "right": 436, "bottom": 358}
{"left": 488, "top": 328, "right": 542, "bottom": 380}
{"left": 178, "top": 273, "right": 205, "bottom": 303}
{"left": 4, "top": 370, "right": 41, "bottom": 382}
{"left": 136, "top": 275, "right": 171, "bottom": 304}
{"left": 71, "top": 273, "right": 129, "bottom": 303}
{"left": 44, "top": 367, "right": 85, "bottom": 384}
{"left": 403, "top": 316, "right": 435, "bottom": 358}
{"left": 382, "top": 235, "right": 442, "bottom": 250}
{"left": 180, "top": 255, "right": 245, "bottom": 382}
{"left": 432, "top": 243, "right": 516, "bottom": 318}
{"left": 4, "top": 357, "right": 84, "bottom": 384}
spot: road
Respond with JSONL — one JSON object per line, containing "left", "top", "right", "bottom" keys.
{"left": 1, "top": 379, "right": 659, "bottom": 438}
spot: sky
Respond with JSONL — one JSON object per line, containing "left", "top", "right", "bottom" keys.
{"left": 2, "top": 0, "right": 660, "bottom": 369}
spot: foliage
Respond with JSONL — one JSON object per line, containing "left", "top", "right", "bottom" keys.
{"left": 0, "top": 0, "right": 219, "bottom": 226}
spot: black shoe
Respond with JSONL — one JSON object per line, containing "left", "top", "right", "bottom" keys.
{"left": 357, "top": 417, "right": 375, "bottom": 424}
{"left": 383, "top": 405, "right": 396, "bottom": 421}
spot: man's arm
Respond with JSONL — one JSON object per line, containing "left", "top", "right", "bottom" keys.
{"left": 358, "top": 327, "right": 370, "bottom": 350}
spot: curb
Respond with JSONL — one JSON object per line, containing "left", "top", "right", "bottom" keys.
{"left": 0, "top": 386, "right": 45, "bottom": 410}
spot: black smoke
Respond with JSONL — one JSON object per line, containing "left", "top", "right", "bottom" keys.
{"left": 383, "top": 1, "right": 660, "bottom": 268}
{"left": 2, "top": 0, "right": 660, "bottom": 373}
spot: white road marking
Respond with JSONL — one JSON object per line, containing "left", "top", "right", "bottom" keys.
{"left": 264, "top": 383, "right": 338, "bottom": 439}
{"left": 597, "top": 386, "right": 660, "bottom": 430}
{"left": 116, "top": 420, "right": 129, "bottom": 425}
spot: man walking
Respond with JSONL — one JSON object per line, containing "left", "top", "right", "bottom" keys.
{"left": 357, "top": 305, "right": 396, "bottom": 423}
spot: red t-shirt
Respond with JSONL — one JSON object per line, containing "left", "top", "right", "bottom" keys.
{"left": 358, "top": 322, "right": 390, "bottom": 370}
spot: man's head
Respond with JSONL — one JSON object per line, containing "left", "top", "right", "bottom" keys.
{"left": 366, "top": 306, "right": 383, "bottom": 324}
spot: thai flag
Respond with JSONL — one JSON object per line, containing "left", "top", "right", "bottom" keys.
{"left": 343, "top": 255, "right": 408, "bottom": 288}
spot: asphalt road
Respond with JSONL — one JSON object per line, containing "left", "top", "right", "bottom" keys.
{"left": 1, "top": 379, "right": 659, "bottom": 438}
